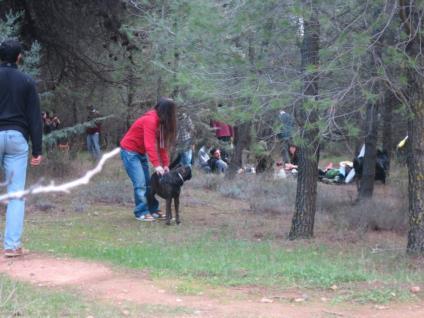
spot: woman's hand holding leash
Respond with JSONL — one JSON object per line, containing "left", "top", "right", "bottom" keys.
{"left": 155, "top": 166, "right": 165, "bottom": 175}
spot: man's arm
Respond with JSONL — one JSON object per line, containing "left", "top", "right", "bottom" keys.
{"left": 26, "top": 80, "right": 42, "bottom": 157}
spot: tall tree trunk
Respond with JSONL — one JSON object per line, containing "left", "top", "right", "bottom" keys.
{"left": 358, "top": 102, "right": 379, "bottom": 198}
{"left": 359, "top": 36, "right": 384, "bottom": 199}
{"left": 230, "top": 122, "right": 251, "bottom": 172}
{"left": 382, "top": 92, "right": 396, "bottom": 173}
{"left": 171, "top": 16, "right": 180, "bottom": 98}
{"left": 406, "top": 109, "right": 424, "bottom": 253}
{"left": 228, "top": 31, "right": 255, "bottom": 176}
{"left": 72, "top": 101, "right": 78, "bottom": 124}
{"left": 126, "top": 66, "right": 135, "bottom": 129}
{"left": 289, "top": 1, "right": 320, "bottom": 240}
{"left": 399, "top": 0, "right": 424, "bottom": 254}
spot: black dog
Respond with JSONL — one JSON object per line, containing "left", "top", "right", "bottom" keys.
{"left": 149, "top": 165, "right": 192, "bottom": 225}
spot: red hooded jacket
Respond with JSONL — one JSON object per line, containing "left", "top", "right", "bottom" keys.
{"left": 120, "top": 110, "right": 170, "bottom": 167}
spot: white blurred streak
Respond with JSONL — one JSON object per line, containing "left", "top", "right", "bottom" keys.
{"left": 0, "top": 147, "right": 121, "bottom": 202}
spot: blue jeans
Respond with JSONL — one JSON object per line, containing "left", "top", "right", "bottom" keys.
{"left": 87, "top": 132, "right": 101, "bottom": 160}
{"left": 120, "top": 149, "right": 159, "bottom": 217}
{"left": 215, "top": 159, "right": 228, "bottom": 174}
{"left": 0, "top": 130, "right": 29, "bottom": 250}
{"left": 179, "top": 149, "right": 193, "bottom": 167}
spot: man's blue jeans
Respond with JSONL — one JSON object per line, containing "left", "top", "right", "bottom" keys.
{"left": 120, "top": 149, "right": 159, "bottom": 217}
{"left": 179, "top": 149, "right": 193, "bottom": 167}
{"left": 87, "top": 132, "right": 101, "bottom": 161}
{"left": 0, "top": 130, "right": 29, "bottom": 250}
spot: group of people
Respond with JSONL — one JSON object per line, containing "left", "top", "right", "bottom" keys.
{"left": 41, "top": 104, "right": 102, "bottom": 160}
{"left": 0, "top": 37, "right": 297, "bottom": 258}
{"left": 0, "top": 39, "right": 181, "bottom": 256}
{"left": 198, "top": 146, "right": 229, "bottom": 174}
{"left": 194, "top": 118, "right": 233, "bottom": 175}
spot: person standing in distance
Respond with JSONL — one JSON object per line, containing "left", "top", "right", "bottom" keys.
{"left": 0, "top": 39, "right": 42, "bottom": 257}
{"left": 174, "top": 111, "right": 194, "bottom": 167}
{"left": 86, "top": 105, "right": 102, "bottom": 161}
{"left": 278, "top": 110, "right": 294, "bottom": 165}
{"left": 120, "top": 97, "right": 176, "bottom": 221}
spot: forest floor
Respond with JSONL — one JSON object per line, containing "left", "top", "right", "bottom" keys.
{"left": 0, "top": 155, "right": 423, "bottom": 317}
{"left": 1, "top": 253, "right": 424, "bottom": 318}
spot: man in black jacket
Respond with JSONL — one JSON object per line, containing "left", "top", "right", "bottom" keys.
{"left": 0, "top": 39, "right": 42, "bottom": 257}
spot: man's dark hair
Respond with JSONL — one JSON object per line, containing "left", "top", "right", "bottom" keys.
{"left": 0, "top": 39, "right": 22, "bottom": 63}
{"left": 209, "top": 148, "right": 218, "bottom": 156}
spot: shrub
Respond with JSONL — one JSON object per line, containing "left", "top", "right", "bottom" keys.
{"left": 190, "top": 171, "right": 296, "bottom": 214}
{"left": 77, "top": 178, "right": 134, "bottom": 205}
{"left": 29, "top": 150, "right": 80, "bottom": 181}
{"left": 318, "top": 168, "right": 408, "bottom": 233}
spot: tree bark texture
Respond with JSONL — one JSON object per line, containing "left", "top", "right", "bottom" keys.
{"left": 359, "top": 36, "right": 385, "bottom": 199}
{"left": 289, "top": 2, "right": 320, "bottom": 240}
{"left": 382, "top": 93, "right": 396, "bottom": 172}
{"left": 399, "top": 0, "right": 424, "bottom": 254}
{"left": 406, "top": 107, "right": 424, "bottom": 253}
{"left": 231, "top": 122, "right": 252, "bottom": 170}
{"left": 359, "top": 102, "right": 379, "bottom": 199}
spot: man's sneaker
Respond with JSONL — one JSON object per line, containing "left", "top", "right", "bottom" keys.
{"left": 4, "top": 247, "right": 27, "bottom": 258}
{"left": 135, "top": 214, "right": 156, "bottom": 222}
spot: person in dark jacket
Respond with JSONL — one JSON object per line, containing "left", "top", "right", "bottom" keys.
{"left": 86, "top": 105, "right": 101, "bottom": 161}
{"left": 0, "top": 39, "right": 42, "bottom": 257}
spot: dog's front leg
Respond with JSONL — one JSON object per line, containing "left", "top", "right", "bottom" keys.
{"left": 174, "top": 195, "right": 180, "bottom": 225}
{"left": 166, "top": 198, "right": 172, "bottom": 225}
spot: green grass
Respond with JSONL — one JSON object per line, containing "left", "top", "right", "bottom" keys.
{"left": 26, "top": 213, "right": 358, "bottom": 287}
{"left": 0, "top": 274, "right": 197, "bottom": 317}
{"left": 332, "top": 287, "right": 413, "bottom": 304}
{"left": 24, "top": 207, "right": 424, "bottom": 298}
{"left": 18, "top": 159, "right": 424, "bottom": 305}
{"left": 0, "top": 275, "right": 124, "bottom": 317}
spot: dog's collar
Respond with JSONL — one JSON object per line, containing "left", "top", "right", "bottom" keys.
{"left": 177, "top": 172, "right": 185, "bottom": 184}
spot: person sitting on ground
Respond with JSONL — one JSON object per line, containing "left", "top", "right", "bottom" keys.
{"left": 285, "top": 144, "right": 298, "bottom": 171}
{"left": 198, "top": 145, "right": 212, "bottom": 173}
{"left": 207, "top": 148, "right": 228, "bottom": 174}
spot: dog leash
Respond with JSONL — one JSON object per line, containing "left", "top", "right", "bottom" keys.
{"left": 177, "top": 172, "right": 185, "bottom": 184}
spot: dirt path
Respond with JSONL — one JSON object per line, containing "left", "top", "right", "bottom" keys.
{"left": 1, "top": 253, "right": 423, "bottom": 318}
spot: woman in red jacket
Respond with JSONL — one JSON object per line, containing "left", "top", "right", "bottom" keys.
{"left": 120, "top": 97, "right": 177, "bottom": 221}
